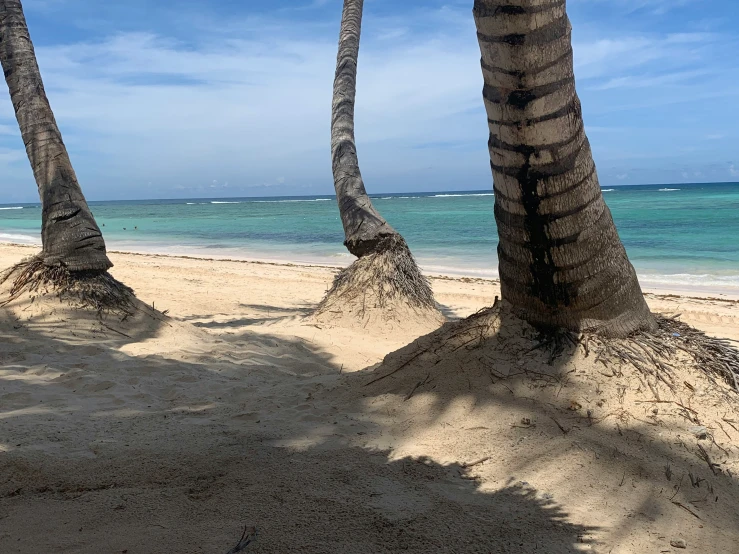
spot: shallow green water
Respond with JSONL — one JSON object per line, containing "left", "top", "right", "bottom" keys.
{"left": 2, "top": 183, "right": 738, "bottom": 292}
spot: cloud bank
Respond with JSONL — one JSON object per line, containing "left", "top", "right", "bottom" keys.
{"left": 0, "top": 0, "right": 736, "bottom": 202}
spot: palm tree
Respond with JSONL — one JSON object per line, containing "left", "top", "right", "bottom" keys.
{"left": 0, "top": 0, "right": 111, "bottom": 273}
{"left": 473, "top": 0, "right": 654, "bottom": 337}
{"left": 332, "top": 0, "right": 398, "bottom": 257}
{"left": 320, "top": 0, "right": 435, "bottom": 315}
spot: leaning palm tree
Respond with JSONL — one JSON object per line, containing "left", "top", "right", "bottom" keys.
{"left": 0, "top": 0, "right": 131, "bottom": 310}
{"left": 316, "top": 0, "right": 437, "bottom": 320}
{"left": 473, "top": 0, "right": 655, "bottom": 337}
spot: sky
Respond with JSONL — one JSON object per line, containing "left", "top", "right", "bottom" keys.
{"left": 0, "top": 0, "right": 738, "bottom": 202}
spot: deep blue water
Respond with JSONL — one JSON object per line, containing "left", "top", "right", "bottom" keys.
{"left": 2, "top": 183, "right": 738, "bottom": 292}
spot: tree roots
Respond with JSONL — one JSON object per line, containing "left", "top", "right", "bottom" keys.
{"left": 370, "top": 300, "right": 739, "bottom": 398}
{"left": 315, "top": 236, "right": 436, "bottom": 317}
{"left": 591, "top": 314, "right": 739, "bottom": 396}
{"left": 0, "top": 256, "right": 136, "bottom": 315}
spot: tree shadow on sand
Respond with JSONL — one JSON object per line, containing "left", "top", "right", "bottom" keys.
{"left": 0, "top": 296, "right": 600, "bottom": 553}
{"left": 328, "top": 301, "right": 739, "bottom": 551}
{"left": 179, "top": 303, "right": 315, "bottom": 328}
{"left": 3, "top": 283, "right": 739, "bottom": 552}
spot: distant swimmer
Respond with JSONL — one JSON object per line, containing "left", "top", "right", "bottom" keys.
{"left": 134, "top": 226, "right": 138, "bottom": 230}
{"left": 123, "top": 227, "right": 126, "bottom": 230}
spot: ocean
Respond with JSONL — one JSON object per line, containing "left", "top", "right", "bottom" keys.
{"left": 2, "top": 182, "right": 739, "bottom": 293}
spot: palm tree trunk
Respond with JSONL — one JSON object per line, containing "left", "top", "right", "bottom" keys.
{"left": 473, "top": 0, "right": 654, "bottom": 337}
{"left": 317, "top": 0, "right": 437, "bottom": 317}
{"left": 0, "top": 0, "right": 111, "bottom": 272}
{"left": 331, "top": 0, "right": 399, "bottom": 257}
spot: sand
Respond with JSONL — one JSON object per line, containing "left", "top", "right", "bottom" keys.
{"left": 1, "top": 243, "right": 738, "bottom": 553}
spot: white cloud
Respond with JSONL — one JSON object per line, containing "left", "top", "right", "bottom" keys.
{"left": 574, "top": 33, "right": 717, "bottom": 82}
{"left": 0, "top": 147, "right": 26, "bottom": 164}
{"left": 591, "top": 69, "right": 710, "bottom": 91}
{"left": 0, "top": 124, "right": 18, "bottom": 136}
{"left": 1, "top": 2, "right": 737, "bottom": 200}
{"left": 0, "top": 11, "right": 482, "bottom": 199}
{"left": 572, "top": 0, "right": 696, "bottom": 16}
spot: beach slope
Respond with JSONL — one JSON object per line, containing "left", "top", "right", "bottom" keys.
{"left": 1, "top": 244, "right": 738, "bottom": 553}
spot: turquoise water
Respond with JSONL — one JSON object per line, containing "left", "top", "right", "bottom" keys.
{"left": 2, "top": 183, "right": 739, "bottom": 292}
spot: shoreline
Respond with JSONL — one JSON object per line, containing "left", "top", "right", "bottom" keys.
{"left": 2, "top": 241, "right": 738, "bottom": 302}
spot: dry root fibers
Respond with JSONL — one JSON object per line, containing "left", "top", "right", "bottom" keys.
{"left": 315, "top": 236, "right": 437, "bottom": 321}
{"left": 0, "top": 255, "right": 136, "bottom": 316}
{"left": 369, "top": 299, "right": 739, "bottom": 400}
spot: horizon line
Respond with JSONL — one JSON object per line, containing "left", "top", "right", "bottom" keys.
{"left": 2, "top": 181, "right": 738, "bottom": 206}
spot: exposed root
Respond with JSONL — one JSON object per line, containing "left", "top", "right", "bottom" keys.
{"left": 369, "top": 301, "right": 739, "bottom": 400}
{"left": 0, "top": 255, "right": 136, "bottom": 316}
{"left": 592, "top": 315, "right": 739, "bottom": 396}
{"left": 314, "top": 236, "right": 436, "bottom": 319}
{"left": 361, "top": 301, "right": 739, "bottom": 491}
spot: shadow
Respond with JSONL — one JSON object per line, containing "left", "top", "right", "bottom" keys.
{"left": 331, "top": 303, "right": 739, "bottom": 551}
{"left": 1, "top": 451, "right": 596, "bottom": 553}
{"left": 238, "top": 303, "right": 314, "bottom": 315}
{"left": 0, "top": 299, "right": 595, "bottom": 553}
{"left": 2, "top": 283, "right": 738, "bottom": 552}
{"left": 178, "top": 304, "right": 316, "bottom": 328}
{"left": 435, "top": 301, "right": 460, "bottom": 321}
{"left": 192, "top": 317, "right": 274, "bottom": 329}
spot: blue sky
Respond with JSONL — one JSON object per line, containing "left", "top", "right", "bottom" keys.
{"left": 0, "top": 0, "right": 738, "bottom": 202}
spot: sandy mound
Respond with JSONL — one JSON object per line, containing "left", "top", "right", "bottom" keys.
{"left": 309, "top": 294, "right": 445, "bottom": 334}
{"left": 341, "top": 302, "right": 739, "bottom": 552}
{"left": 310, "top": 241, "right": 444, "bottom": 333}
{"left": 0, "top": 273, "right": 204, "bottom": 355}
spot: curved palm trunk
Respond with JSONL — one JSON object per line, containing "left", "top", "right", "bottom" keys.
{"left": 473, "top": 0, "right": 654, "bottom": 337}
{"left": 0, "top": 0, "right": 111, "bottom": 272}
{"left": 331, "top": 0, "right": 400, "bottom": 257}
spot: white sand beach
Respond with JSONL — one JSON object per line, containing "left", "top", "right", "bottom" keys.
{"left": 1, "top": 243, "right": 738, "bottom": 553}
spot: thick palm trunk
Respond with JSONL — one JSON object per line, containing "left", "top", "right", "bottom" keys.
{"left": 473, "top": 0, "right": 654, "bottom": 337}
{"left": 0, "top": 0, "right": 111, "bottom": 272}
{"left": 331, "top": 0, "right": 399, "bottom": 257}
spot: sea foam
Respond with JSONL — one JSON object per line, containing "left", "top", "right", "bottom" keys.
{"left": 431, "top": 193, "right": 494, "bottom": 198}
{"left": 0, "top": 232, "right": 40, "bottom": 244}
